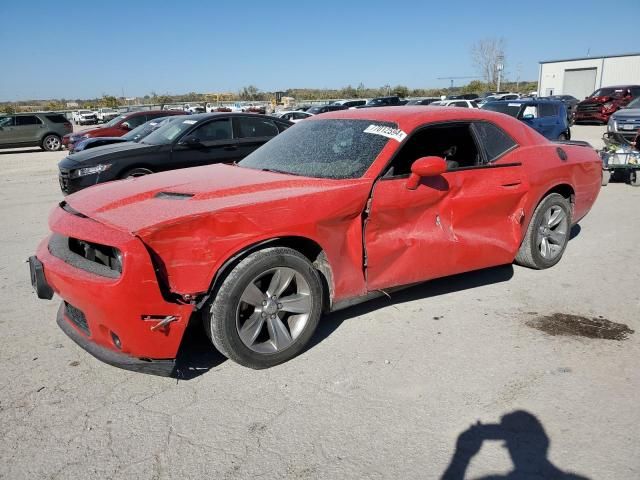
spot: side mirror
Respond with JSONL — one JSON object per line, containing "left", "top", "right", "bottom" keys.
{"left": 406, "top": 156, "right": 447, "bottom": 190}
{"left": 121, "top": 122, "right": 132, "bottom": 131}
{"left": 179, "top": 135, "right": 201, "bottom": 147}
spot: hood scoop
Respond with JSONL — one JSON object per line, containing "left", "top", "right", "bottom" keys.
{"left": 154, "top": 191, "right": 194, "bottom": 200}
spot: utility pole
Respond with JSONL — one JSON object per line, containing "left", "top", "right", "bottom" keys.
{"left": 496, "top": 55, "right": 505, "bottom": 92}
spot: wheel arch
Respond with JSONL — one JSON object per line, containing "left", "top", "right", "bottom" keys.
{"left": 198, "top": 236, "right": 334, "bottom": 313}
{"left": 117, "top": 164, "right": 156, "bottom": 179}
{"left": 542, "top": 183, "right": 575, "bottom": 218}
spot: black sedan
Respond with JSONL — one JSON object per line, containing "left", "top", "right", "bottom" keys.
{"left": 71, "top": 116, "right": 182, "bottom": 153}
{"left": 58, "top": 113, "right": 292, "bottom": 194}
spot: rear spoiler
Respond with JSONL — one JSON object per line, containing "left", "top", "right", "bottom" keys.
{"left": 554, "top": 140, "right": 593, "bottom": 148}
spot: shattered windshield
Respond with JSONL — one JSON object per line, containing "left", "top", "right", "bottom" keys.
{"left": 238, "top": 119, "right": 394, "bottom": 179}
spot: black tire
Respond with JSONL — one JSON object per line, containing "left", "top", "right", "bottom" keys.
{"left": 601, "top": 170, "right": 611, "bottom": 186}
{"left": 41, "top": 134, "right": 61, "bottom": 151}
{"left": 205, "top": 247, "right": 323, "bottom": 369}
{"left": 515, "top": 193, "right": 571, "bottom": 270}
{"left": 120, "top": 167, "right": 153, "bottom": 179}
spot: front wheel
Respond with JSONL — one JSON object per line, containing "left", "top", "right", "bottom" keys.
{"left": 41, "top": 134, "right": 61, "bottom": 151}
{"left": 206, "top": 247, "right": 323, "bottom": 369}
{"left": 515, "top": 193, "right": 571, "bottom": 269}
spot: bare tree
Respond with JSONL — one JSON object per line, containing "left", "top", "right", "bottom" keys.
{"left": 470, "top": 38, "right": 506, "bottom": 87}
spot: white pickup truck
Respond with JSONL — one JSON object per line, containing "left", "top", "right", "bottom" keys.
{"left": 71, "top": 110, "right": 97, "bottom": 125}
{"left": 94, "top": 108, "right": 119, "bottom": 123}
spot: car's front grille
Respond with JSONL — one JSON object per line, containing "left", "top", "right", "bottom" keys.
{"left": 64, "top": 302, "right": 90, "bottom": 336}
{"left": 576, "top": 103, "right": 602, "bottom": 113}
{"left": 48, "top": 233, "right": 122, "bottom": 279}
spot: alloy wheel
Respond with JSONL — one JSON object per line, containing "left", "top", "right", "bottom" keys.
{"left": 536, "top": 205, "right": 568, "bottom": 260}
{"left": 236, "top": 267, "right": 311, "bottom": 354}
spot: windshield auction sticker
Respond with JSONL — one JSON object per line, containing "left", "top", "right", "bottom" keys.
{"left": 364, "top": 124, "right": 407, "bottom": 142}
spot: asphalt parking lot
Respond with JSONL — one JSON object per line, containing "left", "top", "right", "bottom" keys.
{"left": 1, "top": 125, "right": 638, "bottom": 479}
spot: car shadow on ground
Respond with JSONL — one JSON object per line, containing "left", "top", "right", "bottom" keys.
{"left": 173, "top": 318, "right": 227, "bottom": 380}
{"left": 0, "top": 148, "right": 44, "bottom": 155}
{"left": 440, "top": 410, "right": 590, "bottom": 479}
{"left": 308, "top": 263, "right": 516, "bottom": 352}
{"left": 172, "top": 224, "right": 583, "bottom": 380}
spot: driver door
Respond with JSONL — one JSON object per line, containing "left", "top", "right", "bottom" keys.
{"left": 364, "top": 121, "right": 528, "bottom": 291}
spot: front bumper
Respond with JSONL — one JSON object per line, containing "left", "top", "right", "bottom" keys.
{"left": 56, "top": 303, "right": 176, "bottom": 376}
{"left": 31, "top": 205, "right": 195, "bottom": 373}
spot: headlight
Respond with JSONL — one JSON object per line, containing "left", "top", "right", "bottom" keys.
{"left": 69, "top": 164, "right": 111, "bottom": 178}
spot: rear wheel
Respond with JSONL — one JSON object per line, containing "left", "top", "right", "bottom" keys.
{"left": 120, "top": 167, "right": 153, "bottom": 179}
{"left": 41, "top": 134, "right": 61, "bottom": 151}
{"left": 515, "top": 193, "right": 571, "bottom": 269}
{"left": 206, "top": 247, "right": 323, "bottom": 369}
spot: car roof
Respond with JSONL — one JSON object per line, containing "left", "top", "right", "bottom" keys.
{"left": 312, "top": 105, "right": 525, "bottom": 133}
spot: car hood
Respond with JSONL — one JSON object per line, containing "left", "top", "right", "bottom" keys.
{"left": 60, "top": 142, "right": 160, "bottom": 167}
{"left": 612, "top": 108, "right": 640, "bottom": 120}
{"left": 65, "top": 164, "right": 365, "bottom": 235}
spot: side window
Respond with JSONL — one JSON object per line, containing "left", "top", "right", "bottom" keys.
{"left": 15, "top": 115, "right": 42, "bottom": 126}
{"left": 192, "top": 118, "right": 232, "bottom": 142}
{"left": 472, "top": 122, "right": 517, "bottom": 163}
{"left": 521, "top": 105, "right": 538, "bottom": 119}
{"left": 0, "top": 116, "right": 15, "bottom": 127}
{"left": 540, "top": 103, "right": 557, "bottom": 117}
{"left": 234, "top": 117, "right": 279, "bottom": 138}
{"left": 386, "top": 123, "right": 481, "bottom": 176}
{"left": 124, "top": 115, "right": 148, "bottom": 129}
{"left": 454, "top": 101, "right": 469, "bottom": 108}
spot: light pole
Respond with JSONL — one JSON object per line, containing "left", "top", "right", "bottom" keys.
{"left": 496, "top": 55, "right": 504, "bottom": 92}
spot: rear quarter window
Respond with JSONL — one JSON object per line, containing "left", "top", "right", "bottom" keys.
{"left": 45, "top": 114, "right": 70, "bottom": 123}
{"left": 473, "top": 122, "right": 517, "bottom": 162}
{"left": 540, "top": 103, "right": 557, "bottom": 117}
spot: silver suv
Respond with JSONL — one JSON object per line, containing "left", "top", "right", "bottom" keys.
{"left": 0, "top": 112, "right": 72, "bottom": 151}
{"left": 607, "top": 97, "right": 640, "bottom": 143}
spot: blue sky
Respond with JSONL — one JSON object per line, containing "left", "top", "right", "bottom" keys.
{"left": 1, "top": 0, "right": 639, "bottom": 101}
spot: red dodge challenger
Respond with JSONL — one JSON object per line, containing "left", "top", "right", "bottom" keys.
{"left": 30, "top": 107, "right": 602, "bottom": 375}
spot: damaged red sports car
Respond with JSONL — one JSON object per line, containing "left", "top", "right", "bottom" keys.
{"left": 30, "top": 107, "right": 602, "bottom": 375}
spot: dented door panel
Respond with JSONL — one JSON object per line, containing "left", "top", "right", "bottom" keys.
{"left": 365, "top": 160, "right": 528, "bottom": 291}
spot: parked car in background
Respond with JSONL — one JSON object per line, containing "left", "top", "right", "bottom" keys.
{"left": 331, "top": 99, "right": 367, "bottom": 108}
{"left": 0, "top": 112, "right": 71, "bottom": 151}
{"left": 72, "top": 110, "right": 98, "bottom": 125}
{"left": 482, "top": 99, "right": 571, "bottom": 140}
{"left": 57, "top": 113, "right": 292, "bottom": 194}
{"left": 273, "top": 111, "right": 314, "bottom": 123}
{"left": 574, "top": 85, "right": 640, "bottom": 124}
{"left": 62, "top": 110, "right": 183, "bottom": 151}
{"left": 31, "top": 107, "right": 602, "bottom": 374}
{"left": 446, "top": 94, "right": 480, "bottom": 100}
{"left": 358, "top": 96, "right": 407, "bottom": 108}
{"left": 405, "top": 98, "right": 440, "bottom": 106}
{"left": 71, "top": 116, "right": 183, "bottom": 153}
{"left": 606, "top": 96, "right": 640, "bottom": 143}
{"left": 95, "top": 108, "right": 120, "bottom": 123}
{"left": 184, "top": 104, "right": 205, "bottom": 114}
{"left": 429, "top": 99, "right": 479, "bottom": 108}
{"left": 546, "top": 95, "right": 579, "bottom": 123}
{"left": 306, "top": 105, "right": 348, "bottom": 115}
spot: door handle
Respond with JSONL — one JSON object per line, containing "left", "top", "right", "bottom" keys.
{"left": 501, "top": 181, "right": 522, "bottom": 187}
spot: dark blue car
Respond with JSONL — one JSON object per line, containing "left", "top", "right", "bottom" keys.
{"left": 481, "top": 99, "right": 571, "bottom": 140}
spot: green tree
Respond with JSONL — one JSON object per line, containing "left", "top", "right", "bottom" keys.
{"left": 1, "top": 104, "right": 15, "bottom": 114}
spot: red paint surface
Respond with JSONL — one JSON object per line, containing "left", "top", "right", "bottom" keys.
{"left": 38, "top": 107, "right": 603, "bottom": 360}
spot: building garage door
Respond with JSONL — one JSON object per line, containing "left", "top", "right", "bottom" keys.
{"left": 563, "top": 68, "right": 597, "bottom": 99}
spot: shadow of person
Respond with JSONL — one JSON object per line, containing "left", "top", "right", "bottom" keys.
{"left": 441, "top": 410, "right": 590, "bottom": 480}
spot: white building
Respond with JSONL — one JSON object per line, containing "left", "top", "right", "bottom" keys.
{"left": 538, "top": 52, "right": 640, "bottom": 99}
